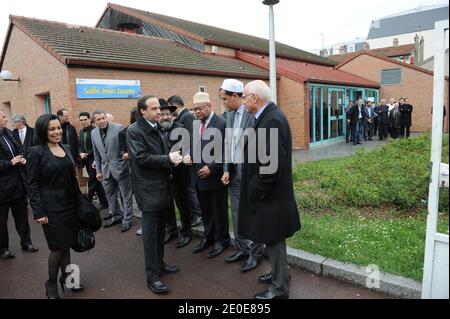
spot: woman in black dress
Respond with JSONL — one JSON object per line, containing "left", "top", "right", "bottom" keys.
{"left": 26, "top": 114, "right": 84, "bottom": 299}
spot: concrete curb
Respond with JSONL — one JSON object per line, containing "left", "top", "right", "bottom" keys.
{"left": 190, "top": 226, "right": 422, "bottom": 299}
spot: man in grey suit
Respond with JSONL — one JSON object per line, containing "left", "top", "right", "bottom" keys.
{"left": 91, "top": 110, "right": 133, "bottom": 232}
{"left": 220, "top": 79, "right": 263, "bottom": 273}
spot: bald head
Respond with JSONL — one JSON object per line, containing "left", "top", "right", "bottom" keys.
{"left": 242, "top": 80, "right": 272, "bottom": 114}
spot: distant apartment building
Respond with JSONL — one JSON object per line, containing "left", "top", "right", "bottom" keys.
{"left": 320, "top": 38, "right": 367, "bottom": 57}
{"left": 367, "top": 4, "right": 449, "bottom": 62}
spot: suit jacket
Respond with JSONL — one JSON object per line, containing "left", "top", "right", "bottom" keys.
{"left": 12, "top": 125, "right": 35, "bottom": 156}
{"left": 79, "top": 125, "right": 95, "bottom": 161}
{"left": 399, "top": 103, "right": 413, "bottom": 127}
{"left": 26, "top": 144, "right": 77, "bottom": 219}
{"left": 376, "top": 105, "right": 389, "bottom": 124}
{"left": 363, "top": 106, "right": 377, "bottom": 122}
{"left": 0, "top": 128, "right": 27, "bottom": 203}
{"left": 348, "top": 104, "right": 362, "bottom": 126}
{"left": 61, "top": 122, "right": 79, "bottom": 161}
{"left": 176, "top": 108, "right": 194, "bottom": 137}
{"left": 223, "top": 107, "right": 254, "bottom": 174}
{"left": 91, "top": 123, "right": 129, "bottom": 180}
{"left": 238, "top": 103, "right": 301, "bottom": 245}
{"left": 126, "top": 116, "right": 172, "bottom": 212}
{"left": 192, "top": 113, "right": 226, "bottom": 192}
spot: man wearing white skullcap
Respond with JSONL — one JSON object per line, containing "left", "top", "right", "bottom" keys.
{"left": 191, "top": 91, "right": 230, "bottom": 258}
{"left": 219, "top": 79, "right": 263, "bottom": 273}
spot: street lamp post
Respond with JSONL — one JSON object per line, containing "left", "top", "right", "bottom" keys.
{"left": 262, "top": 0, "right": 279, "bottom": 103}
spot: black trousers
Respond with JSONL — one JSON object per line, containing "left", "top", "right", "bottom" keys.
{"left": 401, "top": 126, "right": 411, "bottom": 138}
{"left": 142, "top": 207, "right": 168, "bottom": 281}
{"left": 166, "top": 178, "right": 193, "bottom": 237}
{"left": 85, "top": 158, "right": 108, "bottom": 207}
{"left": 197, "top": 188, "right": 229, "bottom": 244}
{"left": 378, "top": 123, "right": 388, "bottom": 140}
{"left": 0, "top": 196, "right": 32, "bottom": 252}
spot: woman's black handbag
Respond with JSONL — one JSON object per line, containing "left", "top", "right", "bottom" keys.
{"left": 72, "top": 224, "right": 95, "bottom": 253}
{"left": 77, "top": 192, "right": 102, "bottom": 232}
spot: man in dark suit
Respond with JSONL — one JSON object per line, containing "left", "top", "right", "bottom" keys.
{"left": 169, "top": 95, "right": 203, "bottom": 228}
{"left": 376, "top": 99, "right": 389, "bottom": 141}
{"left": 220, "top": 79, "right": 263, "bottom": 273}
{"left": 191, "top": 92, "right": 230, "bottom": 258}
{"left": 348, "top": 99, "right": 364, "bottom": 145}
{"left": 400, "top": 98, "right": 414, "bottom": 138}
{"left": 363, "top": 101, "right": 377, "bottom": 141}
{"left": 0, "top": 111, "right": 38, "bottom": 259}
{"left": 57, "top": 108, "right": 79, "bottom": 162}
{"left": 126, "top": 95, "right": 183, "bottom": 294}
{"left": 239, "top": 80, "right": 301, "bottom": 299}
{"left": 11, "top": 114, "right": 34, "bottom": 156}
{"left": 78, "top": 112, "right": 108, "bottom": 210}
{"left": 159, "top": 99, "right": 193, "bottom": 249}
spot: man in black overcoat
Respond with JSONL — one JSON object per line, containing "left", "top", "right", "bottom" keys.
{"left": 238, "top": 80, "right": 301, "bottom": 299}
{"left": 0, "top": 111, "right": 38, "bottom": 259}
{"left": 126, "top": 95, "right": 183, "bottom": 294}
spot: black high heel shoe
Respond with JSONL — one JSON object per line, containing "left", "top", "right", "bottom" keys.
{"left": 59, "top": 276, "right": 85, "bottom": 293}
{"left": 45, "top": 280, "right": 60, "bottom": 299}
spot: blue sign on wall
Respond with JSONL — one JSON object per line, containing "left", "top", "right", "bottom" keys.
{"left": 76, "top": 79, "right": 141, "bottom": 99}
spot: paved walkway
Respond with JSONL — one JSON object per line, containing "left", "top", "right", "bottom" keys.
{"left": 0, "top": 214, "right": 389, "bottom": 299}
{"left": 292, "top": 134, "right": 421, "bottom": 163}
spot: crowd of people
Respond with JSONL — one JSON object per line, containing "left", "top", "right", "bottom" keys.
{"left": 345, "top": 97, "right": 414, "bottom": 145}
{"left": 0, "top": 79, "right": 300, "bottom": 300}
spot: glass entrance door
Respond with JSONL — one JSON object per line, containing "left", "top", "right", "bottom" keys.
{"left": 328, "top": 89, "right": 345, "bottom": 140}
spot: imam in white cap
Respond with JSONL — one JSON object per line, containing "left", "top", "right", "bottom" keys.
{"left": 193, "top": 91, "right": 210, "bottom": 105}
{"left": 221, "top": 79, "right": 244, "bottom": 94}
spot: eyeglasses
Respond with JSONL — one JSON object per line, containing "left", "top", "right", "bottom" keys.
{"left": 242, "top": 93, "right": 255, "bottom": 100}
{"left": 192, "top": 104, "right": 209, "bottom": 112}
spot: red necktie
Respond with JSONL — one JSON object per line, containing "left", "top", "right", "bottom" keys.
{"left": 200, "top": 121, "right": 206, "bottom": 137}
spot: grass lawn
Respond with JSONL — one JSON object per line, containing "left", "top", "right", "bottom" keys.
{"left": 288, "top": 133, "right": 449, "bottom": 282}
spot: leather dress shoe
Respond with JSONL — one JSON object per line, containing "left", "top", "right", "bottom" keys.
{"left": 22, "top": 244, "right": 39, "bottom": 252}
{"left": 193, "top": 239, "right": 213, "bottom": 254}
{"left": 254, "top": 289, "right": 289, "bottom": 300}
{"left": 121, "top": 224, "right": 131, "bottom": 233}
{"left": 225, "top": 250, "right": 248, "bottom": 263}
{"left": 258, "top": 273, "right": 273, "bottom": 284}
{"left": 147, "top": 278, "right": 169, "bottom": 294}
{"left": 241, "top": 256, "right": 260, "bottom": 272}
{"left": 176, "top": 235, "right": 192, "bottom": 248}
{"left": 162, "top": 263, "right": 180, "bottom": 274}
{"left": 0, "top": 250, "right": 15, "bottom": 259}
{"left": 258, "top": 273, "right": 291, "bottom": 284}
{"left": 164, "top": 232, "right": 178, "bottom": 245}
{"left": 103, "top": 218, "right": 121, "bottom": 228}
{"left": 207, "top": 242, "right": 229, "bottom": 258}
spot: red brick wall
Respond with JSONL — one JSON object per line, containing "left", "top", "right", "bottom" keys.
{"left": 339, "top": 54, "right": 449, "bottom": 132}
{"left": 0, "top": 26, "right": 309, "bottom": 148}
{"left": 67, "top": 68, "right": 263, "bottom": 129}
{"left": 0, "top": 26, "right": 70, "bottom": 126}
{"left": 277, "top": 76, "right": 306, "bottom": 149}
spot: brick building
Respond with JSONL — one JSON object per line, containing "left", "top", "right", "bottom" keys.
{"left": 1, "top": 3, "right": 380, "bottom": 149}
{"left": 337, "top": 51, "right": 449, "bottom": 133}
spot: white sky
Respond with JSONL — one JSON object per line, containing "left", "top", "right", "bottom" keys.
{"left": 0, "top": 0, "right": 448, "bottom": 54}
